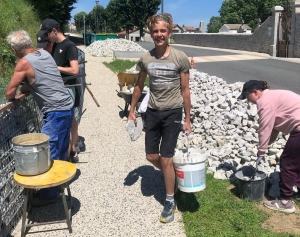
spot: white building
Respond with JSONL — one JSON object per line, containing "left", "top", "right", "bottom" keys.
{"left": 219, "top": 24, "right": 252, "bottom": 34}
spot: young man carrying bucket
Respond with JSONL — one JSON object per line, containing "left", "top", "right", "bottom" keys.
{"left": 128, "top": 13, "right": 192, "bottom": 223}
{"left": 6, "top": 30, "right": 74, "bottom": 207}
{"left": 238, "top": 80, "right": 300, "bottom": 213}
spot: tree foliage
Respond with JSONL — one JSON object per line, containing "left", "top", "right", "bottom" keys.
{"left": 26, "top": 0, "right": 77, "bottom": 28}
{"left": 218, "top": 0, "right": 289, "bottom": 30}
{"left": 207, "top": 16, "right": 222, "bottom": 33}
{"left": 74, "top": 12, "right": 88, "bottom": 33}
{"left": 87, "top": 5, "right": 106, "bottom": 33}
{"left": 127, "top": 0, "right": 161, "bottom": 37}
{"left": 106, "top": 0, "right": 134, "bottom": 35}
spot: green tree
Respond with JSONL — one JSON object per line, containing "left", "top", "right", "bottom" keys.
{"left": 219, "top": 0, "right": 289, "bottom": 31}
{"left": 26, "top": 0, "right": 77, "bottom": 28}
{"left": 87, "top": 5, "right": 105, "bottom": 33}
{"left": 128, "top": 0, "right": 161, "bottom": 38}
{"left": 207, "top": 16, "right": 222, "bottom": 33}
{"left": 106, "top": 0, "right": 134, "bottom": 37}
{"left": 74, "top": 12, "right": 88, "bottom": 33}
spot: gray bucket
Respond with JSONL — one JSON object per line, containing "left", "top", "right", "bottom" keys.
{"left": 12, "top": 133, "right": 51, "bottom": 176}
{"left": 235, "top": 167, "right": 267, "bottom": 201}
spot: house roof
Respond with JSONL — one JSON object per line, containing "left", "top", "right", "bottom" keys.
{"left": 172, "top": 24, "right": 182, "bottom": 30}
{"left": 184, "top": 26, "right": 196, "bottom": 31}
{"left": 224, "top": 24, "right": 251, "bottom": 30}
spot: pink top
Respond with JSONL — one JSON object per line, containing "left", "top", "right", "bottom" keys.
{"left": 257, "top": 89, "right": 300, "bottom": 156}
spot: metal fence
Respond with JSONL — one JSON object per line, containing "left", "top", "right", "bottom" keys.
{"left": 0, "top": 96, "right": 43, "bottom": 237}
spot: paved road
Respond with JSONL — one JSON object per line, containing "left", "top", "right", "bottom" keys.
{"left": 137, "top": 42, "right": 300, "bottom": 94}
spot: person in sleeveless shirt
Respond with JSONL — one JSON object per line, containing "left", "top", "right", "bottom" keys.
{"left": 6, "top": 30, "right": 73, "bottom": 206}
{"left": 37, "top": 18, "right": 81, "bottom": 163}
{"left": 238, "top": 80, "right": 300, "bottom": 214}
{"left": 128, "top": 13, "right": 192, "bottom": 223}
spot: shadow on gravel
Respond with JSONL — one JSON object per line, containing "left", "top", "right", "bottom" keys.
{"left": 124, "top": 165, "right": 166, "bottom": 205}
{"left": 69, "top": 168, "right": 81, "bottom": 186}
{"left": 24, "top": 196, "right": 81, "bottom": 235}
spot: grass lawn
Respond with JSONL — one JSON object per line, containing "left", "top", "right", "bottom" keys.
{"left": 103, "top": 58, "right": 300, "bottom": 237}
{"left": 103, "top": 59, "right": 137, "bottom": 73}
{"left": 176, "top": 173, "right": 300, "bottom": 237}
{"left": 103, "top": 59, "right": 149, "bottom": 87}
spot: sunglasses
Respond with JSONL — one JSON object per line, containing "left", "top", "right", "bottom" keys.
{"left": 43, "top": 30, "right": 52, "bottom": 37}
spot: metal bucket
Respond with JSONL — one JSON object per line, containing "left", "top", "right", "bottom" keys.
{"left": 12, "top": 133, "right": 51, "bottom": 176}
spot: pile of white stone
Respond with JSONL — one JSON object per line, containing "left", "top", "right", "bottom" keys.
{"left": 84, "top": 39, "right": 148, "bottom": 57}
{"left": 176, "top": 69, "right": 286, "bottom": 181}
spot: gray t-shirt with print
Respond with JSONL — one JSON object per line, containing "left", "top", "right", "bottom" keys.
{"left": 136, "top": 46, "right": 191, "bottom": 110}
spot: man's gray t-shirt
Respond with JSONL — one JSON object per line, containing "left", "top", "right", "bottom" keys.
{"left": 24, "top": 50, "right": 73, "bottom": 114}
{"left": 136, "top": 46, "right": 191, "bottom": 110}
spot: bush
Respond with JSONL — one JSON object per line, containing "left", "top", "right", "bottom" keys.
{"left": 0, "top": 0, "right": 41, "bottom": 88}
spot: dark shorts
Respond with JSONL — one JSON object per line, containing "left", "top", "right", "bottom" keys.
{"left": 145, "top": 107, "right": 182, "bottom": 158}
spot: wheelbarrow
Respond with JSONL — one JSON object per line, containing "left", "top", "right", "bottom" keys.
{"left": 119, "top": 91, "right": 147, "bottom": 117}
{"left": 117, "top": 72, "right": 139, "bottom": 91}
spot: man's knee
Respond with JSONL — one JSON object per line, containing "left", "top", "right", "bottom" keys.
{"left": 160, "top": 156, "right": 173, "bottom": 167}
{"left": 146, "top": 153, "right": 159, "bottom": 162}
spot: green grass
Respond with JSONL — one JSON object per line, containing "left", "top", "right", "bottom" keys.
{"left": 103, "top": 59, "right": 138, "bottom": 74}
{"left": 103, "top": 59, "right": 150, "bottom": 87}
{"left": 0, "top": 0, "right": 41, "bottom": 92}
{"left": 176, "top": 173, "right": 299, "bottom": 237}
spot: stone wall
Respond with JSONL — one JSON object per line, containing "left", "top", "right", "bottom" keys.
{"left": 294, "top": 13, "right": 300, "bottom": 57}
{"left": 173, "top": 16, "right": 273, "bottom": 54}
{"left": 289, "top": 1, "right": 300, "bottom": 57}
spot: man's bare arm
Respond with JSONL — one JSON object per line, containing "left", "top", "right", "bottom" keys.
{"left": 58, "top": 59, "right": 79, "bottom": 75}
{"left": 180, "top": 71, "right": 192, "bottom": 133}
{"left": 128, "top": 71, "right": 147, "bottom": 121}
{"left": 6, "top": 59, "right": 28, "bottom": 100}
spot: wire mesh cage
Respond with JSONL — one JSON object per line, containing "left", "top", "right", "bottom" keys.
{"left": 0, "top": 95, "right": 43, "bottom": 236}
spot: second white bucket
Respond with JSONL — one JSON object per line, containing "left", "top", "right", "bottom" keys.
{"left": 173, "top": 149, "right": 208, "bottom": 193}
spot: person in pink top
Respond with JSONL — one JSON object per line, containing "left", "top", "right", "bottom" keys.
{"left": 238, "top": 80, "right": 300, "bottom": 213}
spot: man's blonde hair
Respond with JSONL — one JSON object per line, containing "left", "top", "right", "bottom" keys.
{"left": 146, "top": 13, "right": 173, "bottom": 33}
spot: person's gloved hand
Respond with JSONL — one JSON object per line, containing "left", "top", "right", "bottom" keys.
{"left": 256, "top": 155, "right": 265, "bottom": 166}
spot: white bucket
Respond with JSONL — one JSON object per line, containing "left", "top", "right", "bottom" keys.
{"left": 173, "top": 148, "right": 208, "bottom": 193}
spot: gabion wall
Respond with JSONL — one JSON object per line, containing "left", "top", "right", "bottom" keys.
{"left": 0, "top": 48, "right": 85, "bottom": 236}
{"left": 0, "top": 96, "right": 43, "bottom": 237}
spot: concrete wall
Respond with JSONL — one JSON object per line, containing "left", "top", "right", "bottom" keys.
{"left": 173, "top": 16, "right": 273, "bottom": 54}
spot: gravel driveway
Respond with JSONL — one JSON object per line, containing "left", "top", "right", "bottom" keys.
{"left": 11, "top": 51, "right": 186, "bottom": 237}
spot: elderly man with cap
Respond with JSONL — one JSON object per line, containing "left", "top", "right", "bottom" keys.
{"left": 238, "top": 80, "right": 300, "bottom": 213}
{"left": 6, "top": 30, "right": 74, "bottom": 206}
{"left": 37, "top": 18, "right": 81, "bottom": 163}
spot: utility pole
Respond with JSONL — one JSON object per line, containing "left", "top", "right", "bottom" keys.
{"left": 161, "top": 0, "right": 164, "bottom": 13}
{"left": 83, "top": 15, "right": 86, "bottom": 48}
{"left": 95, "top": 0, "right": 99, "bottom": 33}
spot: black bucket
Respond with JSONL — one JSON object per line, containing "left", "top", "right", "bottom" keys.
{"left": 235, "top": 167, "right": 267, "bottom": 201}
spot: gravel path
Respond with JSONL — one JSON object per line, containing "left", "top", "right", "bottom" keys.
{"left": 11, "top": 52, "right": 186, "bottom": 236}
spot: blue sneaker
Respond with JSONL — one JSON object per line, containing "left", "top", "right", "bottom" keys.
{"left": 160, "top": 201, "right": 176, "bottom": 223}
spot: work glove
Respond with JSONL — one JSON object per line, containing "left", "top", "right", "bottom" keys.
{"left": 256, "top": 155, "right": 265, "bottom": 166}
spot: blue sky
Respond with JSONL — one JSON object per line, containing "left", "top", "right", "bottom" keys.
{"left": 71, "top": 0, "right": 224, "bottom": 29}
